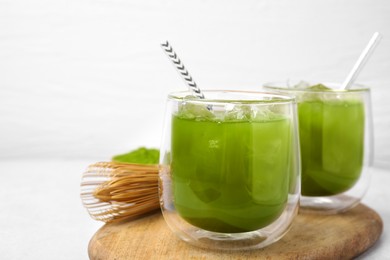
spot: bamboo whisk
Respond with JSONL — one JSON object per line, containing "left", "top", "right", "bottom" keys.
{"left": 80, "top": 162, "right": 160, "bottom": 223}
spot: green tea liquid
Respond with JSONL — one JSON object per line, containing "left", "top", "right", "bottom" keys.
{"left": 171, "top": 115, "right": 291, "bottom": 233}
{"left": 298, "top": 99, "right": 365, "bottom": 196}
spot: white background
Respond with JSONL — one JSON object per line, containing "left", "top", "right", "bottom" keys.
{"left": 1, "top": 0, "right": 389, "bottom": 259}
{"left": 1, "top": 0, "right": 389, "bottom": 164}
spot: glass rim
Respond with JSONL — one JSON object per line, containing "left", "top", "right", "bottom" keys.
{"left": 168, "top": 90, "right": 296, "bottom": 104}
{"left": 263, "top": 81, "right": 370, "bottom": 93}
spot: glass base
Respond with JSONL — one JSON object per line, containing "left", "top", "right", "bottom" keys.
{"left": 175, "top": 225, "right": 291, "bottom": 251}
{"left": 162, "top": 204, "right": 299, "bottom": 251}
{"left": 300, "top": 194, "right": 361, "bottom": 215}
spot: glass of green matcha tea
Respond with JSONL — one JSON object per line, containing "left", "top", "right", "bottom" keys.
{"left": 264, "top": 81, "right": 373, "bottom": 214}
{"left": 159, "top": 90, "right": 300, "bottom": 250}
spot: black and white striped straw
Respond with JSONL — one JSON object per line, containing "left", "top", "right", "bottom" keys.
{"left": 161, "top": 41, "right": 205, "bottom": 99}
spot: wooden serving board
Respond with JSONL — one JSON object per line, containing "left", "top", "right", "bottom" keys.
{"left": 89, "top": 204, "right": 382, "bottom": 260}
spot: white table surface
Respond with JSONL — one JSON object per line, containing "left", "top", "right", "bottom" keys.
{"left": 0, "top": 160, "right": 389, "bottom": 260}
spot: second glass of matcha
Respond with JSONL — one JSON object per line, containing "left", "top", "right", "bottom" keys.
{"left": 264, "top": 81, "right": 373, "bottom": 214}
{"left": 159, "top": 90, "right": 300, "bottom": 250}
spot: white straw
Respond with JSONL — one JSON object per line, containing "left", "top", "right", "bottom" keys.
{"left": 341, "top": 32, "right": 382, "bottom": 90}
{"left": 161, "top": 41, "right": 205, "bottom": 99}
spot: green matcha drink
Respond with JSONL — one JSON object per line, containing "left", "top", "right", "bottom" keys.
{"left": 264, "top": 82, "right": 368, "bottom": 200}
{"left": 298, "top": 95, "right": 365, "bottom": 196}
{"left": 170, "top": 102, "right": 292, "bottom": 233}
{"left": 160, "top": 91, "right": 300, "bottom": 249}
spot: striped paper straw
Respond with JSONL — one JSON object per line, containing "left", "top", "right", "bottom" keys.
{"left": 161, "top": 41, "right": 205, "bottom": 99}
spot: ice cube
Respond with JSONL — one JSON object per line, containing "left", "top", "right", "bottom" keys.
{"left": 178, "top": 97, "right": 215, "bottom": 120}
{"left": 298, "top": 83, "right": 333, "bottom": 102}
{"left": 252, "top": 106, "right": 281, "bottom": 122}
{"left": 223, "top": 104, "right": 252, "bottom": 121}
{"left": 307, "top": 83, "right": 332, "bottom": 91}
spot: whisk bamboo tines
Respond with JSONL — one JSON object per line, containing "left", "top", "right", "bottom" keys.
{"left": 80, "top": 162, "right": 160, "bottom": 223}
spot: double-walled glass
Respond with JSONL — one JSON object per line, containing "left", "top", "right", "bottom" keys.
{"left": 264, "top": 81, "right": 373, "bottom": 214}
{"left": 159, "top": 90, "right": 300, "bottom": 250}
